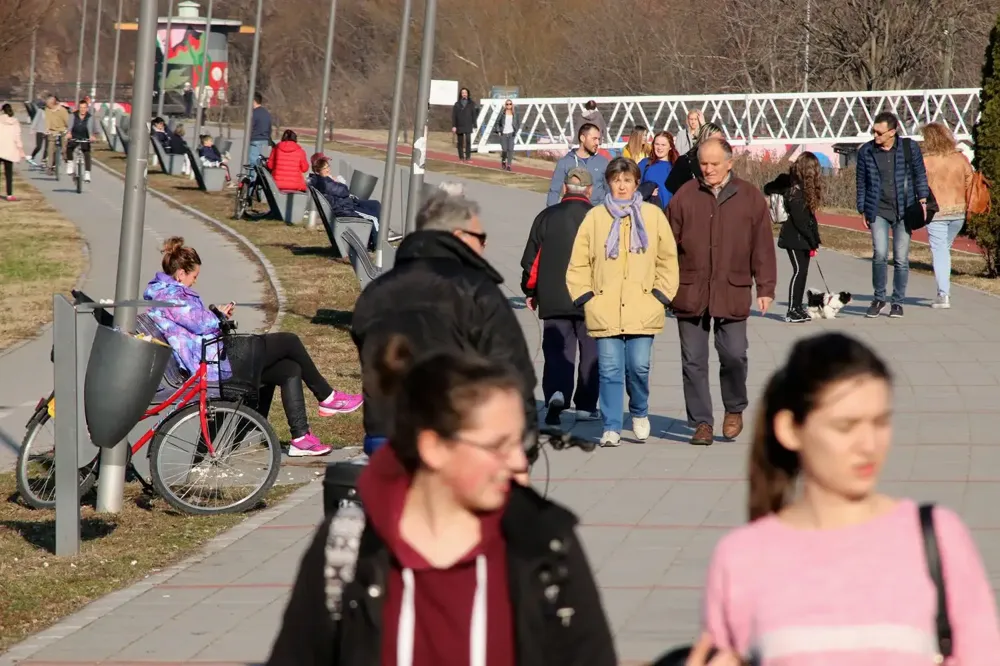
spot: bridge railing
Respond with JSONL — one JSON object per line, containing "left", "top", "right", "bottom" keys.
{"left": 474, "top": 88, "right": 982, "bottom": 155}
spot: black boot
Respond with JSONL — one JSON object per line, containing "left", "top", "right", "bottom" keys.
{"left": 280, "top": 375, "right": 310, "bottom": 439}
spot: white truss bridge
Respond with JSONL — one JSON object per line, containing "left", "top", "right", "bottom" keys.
{"left": 473, "top": 89, "right": 981, "bottom": 153}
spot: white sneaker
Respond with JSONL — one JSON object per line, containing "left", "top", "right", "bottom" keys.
{"left": 66, "top": 162, "right": 74, "bottom": 175}
{"left": 83, "top": 171, "right": 91, "bottom": 183}
{"left": 632, "top": 416, "right": 651, "bottom": 441}
{"left": 600, "top": 431, "right": 621, "bottom": 447}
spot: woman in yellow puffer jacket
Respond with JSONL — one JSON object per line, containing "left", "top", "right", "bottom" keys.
{"left": 566, "top": 157, "right": 679, "bottom": 448}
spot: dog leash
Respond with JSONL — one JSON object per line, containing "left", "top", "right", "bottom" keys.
{"left": 813, "top": 254, "right": 832, "bottom": 293}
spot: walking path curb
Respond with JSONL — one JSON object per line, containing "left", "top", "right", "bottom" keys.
{"left": 0, "top": 481, "right": 323, "bottom": 666}
{"left": 90, "top": 158, "right": 287, "bottom": 335}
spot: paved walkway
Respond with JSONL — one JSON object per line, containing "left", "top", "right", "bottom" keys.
{"left": 0, "top": 127, "right": 268, "bottom": 473}
{"left": 6, "top": 149, "right": 1000, "bottom": 665}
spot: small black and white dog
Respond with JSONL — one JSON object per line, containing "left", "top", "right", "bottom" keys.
{"left": 805, "top": 288, "right": 853, "bottom": 319}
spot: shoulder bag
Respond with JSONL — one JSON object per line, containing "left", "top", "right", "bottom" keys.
{"left": 903, "top": 139, "right": 938, "bottom": 232}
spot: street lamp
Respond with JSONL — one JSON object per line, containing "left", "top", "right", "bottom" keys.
{"left": 192, "top": 0, "right": 215, "bottom": 141}
{"left": 375, "top": 0, "right": 413, "bottom": 268}
{"left": 308, "top": 0, "right": 338, "bottom": 231}
{"left": 90, "top": 0, "right": 103, "bottom": 99}
{"left": 74, "top": 0, "right": 90, "bottom": 104}
{"left": 156, "top": 0, "right": 176, "bottom": 118}
{"left": 240, "top": 0, "right": 264, "bottom": 173}
{"left": 403, "top": 0, "right": 438, "bottom": 235}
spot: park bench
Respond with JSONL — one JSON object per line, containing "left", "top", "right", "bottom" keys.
{"left": 258, "top": 164, "right": 307, "bottom": 224}
{"left": 149, "top": 133, "right": 184, "bottom": 176}
{"left": 343, "top": 228, "right": 382, "bottom": 290}
{"left": 181, "top": 144, "right": 227, "bottom": 192}
{"left": 214, "top": 136, "right": 233, "bottom": 157}
{"left": 308, "top": 186, "right": 375, "bottom": 259}
{"left": 100, "top": 117, "right": 115, "bottom": 148}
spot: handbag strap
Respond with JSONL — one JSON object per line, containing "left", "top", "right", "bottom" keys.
{"left": 902, "top": 138, "right": 912, "bottom": 205}
{"left": 919, "top": 503, "right": 953, "bottom": 661}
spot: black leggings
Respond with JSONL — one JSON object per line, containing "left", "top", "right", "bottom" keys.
{"left": 0, "top": 159, "right": 12, "bottom": 197}
{"left": 32, "top": 132, "right": 46, "bottom": 160}
{"left": 786, "top": 248, "right": 811, "bottom": 310}
{"left": 456, "top": 132, "right": 472, "bottom": 160}
{"left": 256, "top": 332, "right": 333, "bottom": 439}
{"left": 66, "top": 140, "right": 92, "bottom": 172}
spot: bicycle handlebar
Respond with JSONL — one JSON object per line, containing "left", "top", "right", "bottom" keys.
{"left": 208, "top": 305, "right": 239, "bottom": 334}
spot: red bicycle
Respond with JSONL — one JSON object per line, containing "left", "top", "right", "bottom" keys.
{"left": 17, "top": 306, "right": 281, "bottom": 516}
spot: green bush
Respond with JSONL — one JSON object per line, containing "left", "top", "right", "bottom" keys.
{"left": 970, "top": 15, "right": 1000, "bottom": 277}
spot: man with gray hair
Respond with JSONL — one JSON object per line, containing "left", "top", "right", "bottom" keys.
{"left": 521, "top": 167, "right": 600, "bottom": 426}
{"left": 352, "top": 189, "right": 538, "bottom": 455}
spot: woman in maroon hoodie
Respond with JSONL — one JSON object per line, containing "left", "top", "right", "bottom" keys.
{"left": 266, "top": 336, "right": 616, "bottom": 666}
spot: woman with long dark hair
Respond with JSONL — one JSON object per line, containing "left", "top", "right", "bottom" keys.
{"left": 266, "top": 336, "right": 616, "bottom": 666}
{"left": 689, "top": 333, "right": 1000, "bottom": 665}
{"left": 764, "top": 152, "right": 823, "bottom": 323}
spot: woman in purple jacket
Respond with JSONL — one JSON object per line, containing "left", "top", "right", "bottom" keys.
{"left": 145, "top": 237, "right": 362, "bottom": 457}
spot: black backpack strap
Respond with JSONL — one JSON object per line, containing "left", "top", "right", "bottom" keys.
{"left": 919, "top": 503, "right": 953, "bottom": 660}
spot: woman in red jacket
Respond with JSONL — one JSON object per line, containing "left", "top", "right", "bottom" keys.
{"left": 267, "top": 129, "right": 308, "bottom": 192}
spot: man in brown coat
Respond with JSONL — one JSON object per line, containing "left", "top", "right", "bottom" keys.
{"left": 666, "top": 139, "right": 777, "bottom": 445}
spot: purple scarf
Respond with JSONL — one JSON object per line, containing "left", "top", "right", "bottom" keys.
{"left": 603, "top": 192, "right": 649, "bottom": 259}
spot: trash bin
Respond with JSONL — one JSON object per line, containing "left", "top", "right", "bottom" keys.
{"left": 323, "top": 460, "right": 366, "bottom": 516}
{"left": 84, "top": 325, "right": 172, "bottom": 448}
{"left": 349, "top": 171, "right": 379, "bottom": 200}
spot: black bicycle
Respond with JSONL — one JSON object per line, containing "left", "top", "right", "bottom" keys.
{"left": 48, "top": 134, "right": 63, "bottom": 180}
{"left": 232, "top": 161, "right": 265, "bottom": 220}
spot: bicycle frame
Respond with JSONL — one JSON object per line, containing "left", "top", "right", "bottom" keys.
{"left": 127, "top": 360, "right": 215, "bottom": 458}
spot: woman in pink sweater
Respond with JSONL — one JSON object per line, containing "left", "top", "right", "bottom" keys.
{"left": 691, "top": 333, "right": 1000, "bottom": 666}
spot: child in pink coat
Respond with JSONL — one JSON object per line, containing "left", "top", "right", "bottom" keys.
{"left": 0, "top": 103, "right": 25, "bottom": 201}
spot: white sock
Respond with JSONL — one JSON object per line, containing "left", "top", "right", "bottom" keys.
{"left": 323, "top": 391, "right": 336, "bottom": 403}
{"left": 292, "top": 433, "right": 309, "bottom": 443}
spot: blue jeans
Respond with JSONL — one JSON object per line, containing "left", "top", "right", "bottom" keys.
{"left": 596, "top": 335, "right": 652, "bottom": 433}
{"left": 926, "top": 215, "right": 965, "bottom": 296}
{"left": 247, "top": 140, "right": 268, "bottom": 180}
{"left": 871, "top": 215, "right": 911, "bottom": 304}
{"left": 364, "top": 435, "right": 387, "bottom": 456}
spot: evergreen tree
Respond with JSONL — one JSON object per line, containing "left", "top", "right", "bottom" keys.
{"left": 970, "top": 15, "right": 1000, "bottom": 276}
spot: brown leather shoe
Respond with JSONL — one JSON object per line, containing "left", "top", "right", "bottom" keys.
{"left": 722, "top": 412, "right": 744, "bottom": 440}
{"left": 690, "top": 423, "right": 714, "bottom": 446}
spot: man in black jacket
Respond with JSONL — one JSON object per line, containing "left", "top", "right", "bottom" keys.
{"left": 352, "top": 190, "right": 538, "bottom": 454}
{"left": 521, "top": 168, "right": 600, "bottom": 426}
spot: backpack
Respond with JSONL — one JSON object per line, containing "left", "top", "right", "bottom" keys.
{"left": 968, "top": 170, "right": 991, "bottom": 216}
{"left": 768, "top": 192, "right": 788, "bottom": 224}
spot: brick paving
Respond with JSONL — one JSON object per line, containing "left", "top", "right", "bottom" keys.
{"left": 5, "top": 150, "right": 1000, "bottom": 665}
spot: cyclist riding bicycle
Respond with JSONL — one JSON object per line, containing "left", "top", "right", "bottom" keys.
{"left": 43, "top": 95, "right": 70, "bottom": 175}
{"left": 66, "top": 98, "right": 95, "bottom": 183}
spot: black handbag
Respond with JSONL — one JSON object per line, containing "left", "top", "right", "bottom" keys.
{"left": 903, "top": 138, "right": 939, "bottom": 232}
{"left": 649, "top": 504, "right": 952, "bottom": 666}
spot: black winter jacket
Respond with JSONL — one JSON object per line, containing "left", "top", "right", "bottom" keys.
{"left": 764, "top": 173, "right": 821, "bottom": 251}
{"left": 520, "top": 195, "right": 593, "bottom": 320}
{"left": 664, "top": 147, "right": 703, "bottom": 195}
{"left": 452, "top": 99, "right": 480, "bottom": 134}
{"left": 265, "top": 484, "right": 617, "bottom": 666}
{"left": 351, "top": 230, "right": 538, "bottom": 436}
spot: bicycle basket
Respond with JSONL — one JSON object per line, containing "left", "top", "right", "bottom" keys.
{"left": 217, "top": 333, "right": 266, "bottom": 401}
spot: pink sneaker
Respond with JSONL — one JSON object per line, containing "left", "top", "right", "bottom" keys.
{"left": 5, "top": 195, "right": 16, "bottom": 202}
{"left": 288, "top": 433, "right": 331, "bottom": 457}
{"left": 318, "top": 391, "right": 363, "bottom": 416}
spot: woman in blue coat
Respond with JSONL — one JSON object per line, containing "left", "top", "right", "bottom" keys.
{"left": 637, "top": 131, "right": 677, "bottom": 210}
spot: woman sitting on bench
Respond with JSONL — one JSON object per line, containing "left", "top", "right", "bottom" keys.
{"left": 267, "top": 129, "right": 309, "bottom": 192}
{"left": 307, "top": 154, "right": 385, "bottom": 249}
{"left": 145, "top": 237, "right": 363, "bottom": 458}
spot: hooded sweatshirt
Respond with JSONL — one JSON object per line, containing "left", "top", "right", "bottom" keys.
{"left": 0, "top": 115, "right": 24, "bottom": 163}
{"left": 546, "top": 149, "right": 609, "bottom": 206}
{"left": 356, "top": 445, "right": 515, "bottom": 666}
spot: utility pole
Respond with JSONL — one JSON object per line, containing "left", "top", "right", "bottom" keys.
{"left": 96, "top": 0, "right": 159, "bottom": 514}
{"left": 90, "top": 0, "right": 103, "bottom": 99}
{"left": 308, "top": 0, "right": 338, "bottom": 231}
{"left": 240, "top": 0, "right": 264, "bottom": 173}
{"left": 156, "top": 0, "right": 175, "bottom": 118}
{"left": 942, "top": 17, "right": 956, "bottom": 89}
{"left": 803, "top": 0, "right": 811, "bottom": 92}
{"left": 192, "top": 0, "right": 215, "bottom": 141}
{"left": 404, "top": 0, "right": 437, "bottom": 235}
{"left": 74, "top": 0, "right": 90, "bottom": 104}
{"left": 375, "top": 0, "right": 412, "bottom": 268}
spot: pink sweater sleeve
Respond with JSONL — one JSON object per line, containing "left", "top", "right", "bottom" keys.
{"left": 936, "top": 507, "right": 1000, "bottom": 665}
{"left": 702, "top": 536, "right": 745, "bottom": 654}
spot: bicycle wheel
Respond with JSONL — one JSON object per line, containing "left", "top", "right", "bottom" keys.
{"left": 75, "top": 155, "right": 82, "bottom": 193}
{"left": 233, "top": 182, "right": 248, "bottom": 220}
{"left": 16, "top": 407, "right": 99, "bottom": 509}
{"left": 149, "top": 400, "right": 281, "bottom": 515}
{"left": 54, "top": 147, "right": 60, "bottom": 181}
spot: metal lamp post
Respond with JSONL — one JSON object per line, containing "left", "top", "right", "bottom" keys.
{"left": 156, "top": 0, "right": 175, "bottom": 118}
{"left": 192, "top": 0, "right": 215, "bottom": 141}
{"left": 28, "top": 28, "right": 37, "bottom": 102}
{"left": 96, "top": 0, "right": 159, "bottom": 514}
{"left": 240, "top": 0, "right": 264, "bottom": 171}
{"left": 375, "top": 0, "right": 412, "bottom": 267}
{"left": 109, "top": 0, "right": 123, "bottom": 110}
{"left": 403, "top": 0, "right": 437, "bottom": 235}
{"left": 90, "top": 0, "right": 103, "bottom": 99}
{"left": 307, "top": 0, "right": 338, "bottom": 230}
{"left": 74, "top": 0, "right": 90, "bottom": 104}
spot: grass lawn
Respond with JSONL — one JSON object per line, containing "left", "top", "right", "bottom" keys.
{"left": 0, "top": 472, "right": 299, "bottom": 652}
{"left": 0, "top": 177, "right": 87, "bottom": 351}
{"left": 94, "top": 147, "right": 365, "bottom": 448}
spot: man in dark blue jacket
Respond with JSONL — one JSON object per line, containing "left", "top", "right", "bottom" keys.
{"left": 248, "top": 92, "right": 272, "bottom": 182}
{"left": 856, "top": 111, "right": 929, "bottom": 318}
